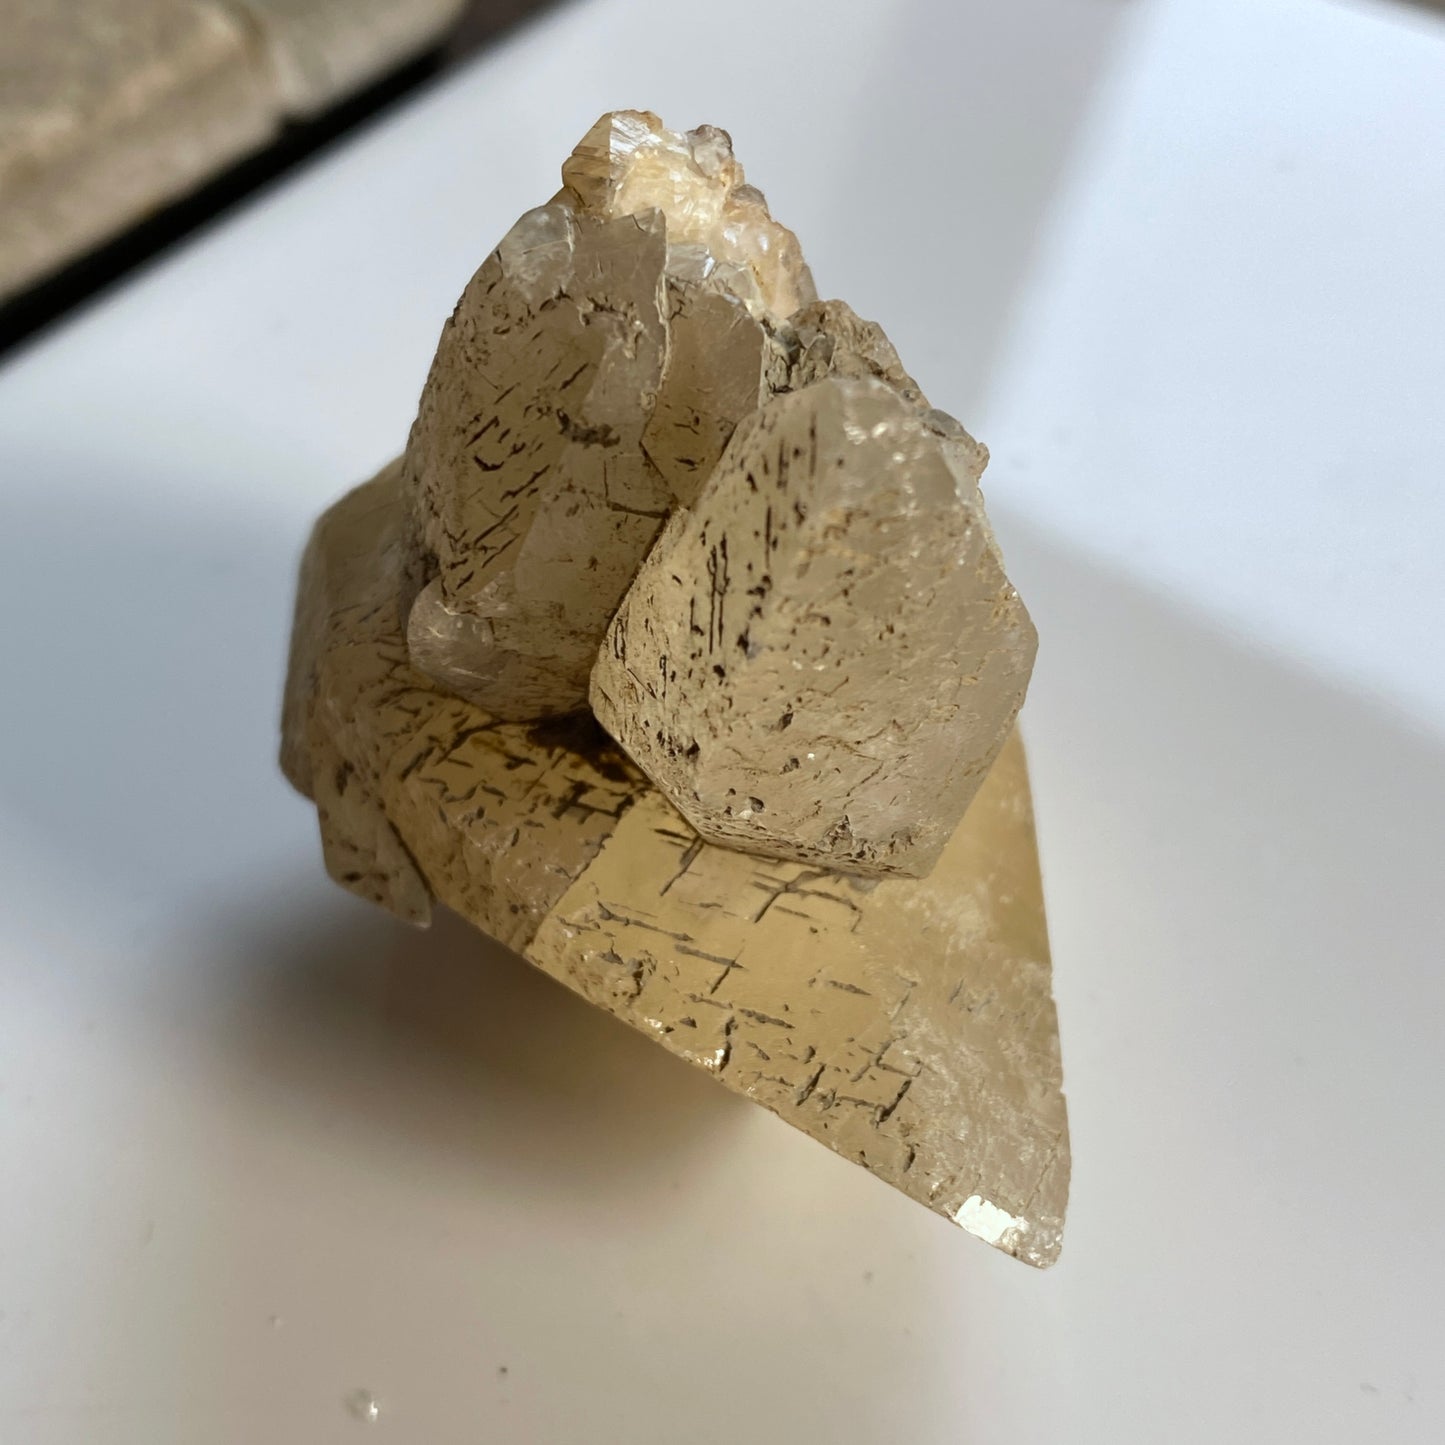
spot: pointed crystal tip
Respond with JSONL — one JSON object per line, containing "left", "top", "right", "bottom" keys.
{"left": 560, "top": 108, "right": 816, "bottom": 320}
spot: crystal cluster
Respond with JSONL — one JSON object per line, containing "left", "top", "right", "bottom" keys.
{"left": 400, "top": 110, "right": 1035, "bottom": 876}
{"left": 282, "top": 113, "right": 1067, "bottom": 1261}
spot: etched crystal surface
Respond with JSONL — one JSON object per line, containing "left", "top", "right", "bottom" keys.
{"left": 399, "top": 110, "right": 1034, "bottom": 873}
{"left": 282, "top": 465, "right": 1067, "bottom": 1263}
{"left": 401, "top": 110, "right": 815, "bottom": 718}
{"left": 282, "top": 112, "right": 1067, "bottom": 1260}
{"left": 592, "top": 375, "right": 1035, "bottom": 877}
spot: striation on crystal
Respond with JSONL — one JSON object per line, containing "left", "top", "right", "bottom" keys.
{"left": 591, "top": 375, "right": 1036, "bottom": 878}
{"left": 282, "top": 460, "right": 1067, "bottom": 1263}
{"left": 281, "top": 111, "right": 1067, "bottom": 1261}
{"left": 401, "top": 110, "right": 816, "bottom": 718}
{"left": 558, "top": 109, "right": 816, "bottom": 320}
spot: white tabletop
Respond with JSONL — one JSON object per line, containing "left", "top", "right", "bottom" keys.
{"left": 2, "top": 0, "right": 1442, "bottom": 1441}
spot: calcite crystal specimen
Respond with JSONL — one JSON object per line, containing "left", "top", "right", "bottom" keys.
{"left": 592, "top": 375, "right": 1036, "bottom": 877}
{"left": 283, "top": 112, "right": 1068, "bottom": 1262}
{"left": 401, "top": 111, "right": 817, "bottom": 719}
{"left": 0, "top": 0, "right": 468, "bottom": 301}
{"left": 401, "top": 109, "right": 1034, "bottom": 873}
{"left": 284, "top": 467, "right": 1067, "bottom": 1264}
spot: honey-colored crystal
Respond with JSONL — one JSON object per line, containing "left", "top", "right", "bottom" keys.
{"left": 282, "top": 112, "right": 1066, "bottom": 1260}
{"left": 592, "top": 375, "right": 1036, "bottom": 877}
{"left": 281, "top": 463, "right": 1068, "bottom": 1262}
{"left": 402, "top": 201, "right": 673, "bottom": 717}
{"left": 559, "top": 109, "right": 816, "bottom": 321}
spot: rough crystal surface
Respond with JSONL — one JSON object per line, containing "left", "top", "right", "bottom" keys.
{"left": 282, "top": 111, "right": 1065, "bottom": 1258}
{"left": 398, "top": 108, "right": 1036, "bottom": 875}
{"left": 591, "top": 375, "right": 1036, "bottom": 877}
{"left": 403, "top": 201, "right": 674, "bottom": 717}
{"left": 284, "top": 463, "right": 642, "bottom": 951}
{"left": 281, "top": 462, "right": 1068, "bottom": 1262}
{"left": 559, "top": 109, "right": 816, "bottom": 321}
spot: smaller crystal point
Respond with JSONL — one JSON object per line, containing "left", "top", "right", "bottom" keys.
{"left": 560, "top": 109, "right": 815, "bottom": 320}
{"left": 396, "top": 111, "right": 822, "bottom": 720}
{"left": 592, "top": 376, "right": 1036, "bottom": 878}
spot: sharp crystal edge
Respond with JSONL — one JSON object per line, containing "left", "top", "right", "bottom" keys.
{"left": 282, "top": 111, "right": 1068, "bottom": 1263}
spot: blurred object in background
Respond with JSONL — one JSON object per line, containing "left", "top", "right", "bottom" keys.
{"left": 0, "top": 0, "right": 549, "bottom": 309}
{"left": 243, "top": 1, "right": 467, "bottom": 115}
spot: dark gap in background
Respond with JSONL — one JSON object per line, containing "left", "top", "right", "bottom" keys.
{"left": 0, "top": 0, "right": 556, "bottom": 361}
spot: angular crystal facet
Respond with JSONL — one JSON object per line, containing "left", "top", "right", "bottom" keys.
{"left": 592, "top": 375, "right": 1036, "bottom": 877}
{"left": 281, "top": 112, "right": 1067, "bottom": 1261}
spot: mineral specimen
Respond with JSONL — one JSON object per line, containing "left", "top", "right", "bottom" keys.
{"left": 0, "top": 0, "right": 467, "bottom": 301}
{"left": 401, "top": 111, "right": 815, "bottom": 719}
{"left": 283, "top": 463, "right": 1067, "bottom": 1263}
{"left": 400, "top": 109, "right": 1035, "bottom": 875}
{"left": 282, "top": 111, "right": 1067, "bottom": 1261}
{"left": 591, "top": 375, "right": 1036, "bottom": 878}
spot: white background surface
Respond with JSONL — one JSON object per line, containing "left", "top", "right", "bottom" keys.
{"left": 2, "top": 0, "right": 1442, "bottom": 1440}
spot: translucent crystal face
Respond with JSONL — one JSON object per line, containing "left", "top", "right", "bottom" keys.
{"left": 560, "top": 109, "right": 816, "bottom": 320}
{"left": 284, "top": 112, "right": 1063, "bottom": 1259}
